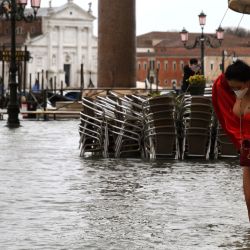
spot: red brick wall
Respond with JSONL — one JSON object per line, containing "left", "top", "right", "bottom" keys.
{"left": 0, "top": 17, "right": 42, "bottom": 45}
{"left": 137, "top": 56, "right": 191, "bottom": 89}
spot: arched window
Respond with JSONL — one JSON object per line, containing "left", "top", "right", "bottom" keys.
{"left": 210, "top": 63, "right": 214, "bottom": 71}
{"left": 173, "top": 61, "right": 176, "bottom": 72}
{"left": 157, "top": 61, "right": 161, "bottom": 69}
{"left": 180, "top": 61, "right": 184, "bottom": 70}
{"left": 164, "top": 61, "right": 168, "bottom": 71}
{"left": 138, "top": 62, "right": 141, "bottom": 70}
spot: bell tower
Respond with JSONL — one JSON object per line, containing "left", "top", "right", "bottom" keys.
{"left": 98, "top": 0, "right": 136, "bottom": 88}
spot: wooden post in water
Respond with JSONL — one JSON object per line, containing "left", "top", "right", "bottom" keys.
{"left": 60, "top": 81, "right": 63, "bottom": 96}
{"left": 23, "top": 46, "right": 27, "bottom": 96}
{"left": 43, "top": 87, "right": 48, "bottom": 121}
{"left": 41, "top": 70, "right": 44, "bottom": 92}
{"left": 49, "top": 77, "right": 53, "bottom": 91}
{"left": 1, "top": 45, "right": 5, "bottom": 108}
{"left": 29, "top": 73, "right": 32, "bottom": 93}
{"left": 37, "top": 72, "right": 40, "bottom": 82}
{"left": 80, "top": 63, "right": 84, "bottom": 97}
{"left": 41, "top": 69, "right": 44, "bottom": 109}
{"left": 54, "top": 76, "right": 57, "bottom": 94}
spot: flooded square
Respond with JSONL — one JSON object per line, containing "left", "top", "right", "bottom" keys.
{"left": 0, "top": 120, "right": 249, "bottom": 249}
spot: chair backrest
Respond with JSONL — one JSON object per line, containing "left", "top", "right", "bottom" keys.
{"left": 184, "top": 111, "right": 212, "bottom": 120}
{"left": 185, "top": 118, "right": 212, "bottom": 128}
{"left": 184, "top": 103, "right": 212, "bottom": 113}
{"left": 148, "top": 117, "right": 176, "bottom": 127}
{"left": 185, "top": 96, "right": 212, "bottom": 105}
{"left": 82, "top": 97, "right": 96, "bottom": 117}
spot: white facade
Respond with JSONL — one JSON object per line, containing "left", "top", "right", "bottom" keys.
{"left": 24, "top": 0, "right": 97, "bottom": 89}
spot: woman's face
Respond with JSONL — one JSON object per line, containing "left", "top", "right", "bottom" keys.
{"left": 228, "top": 79, "right": 250, "bottom": 99}
{"left": 228, "top": 80, "right": 249, "bottom": 91}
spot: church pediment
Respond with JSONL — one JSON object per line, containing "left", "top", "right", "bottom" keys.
{"left": 50, "top": 3, "right": 95, "bottom": 21}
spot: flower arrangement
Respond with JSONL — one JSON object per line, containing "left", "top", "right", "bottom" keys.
{"left": 188, "top": 74, "right": 206, "bottom": 85}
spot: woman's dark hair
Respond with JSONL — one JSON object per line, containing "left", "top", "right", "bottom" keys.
{"left": 225, "top": 59, "right": 250, "bottom": 82}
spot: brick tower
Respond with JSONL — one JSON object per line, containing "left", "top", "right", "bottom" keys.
{"left": 98, "top": 0, "right": 136, "bottom": 88}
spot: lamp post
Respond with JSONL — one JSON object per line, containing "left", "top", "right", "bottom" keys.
{"left": 0, "top": 0, "right": 41, "bottom": 128}
{"left": 180, "top": 11, "right": 224, "bottom": 75}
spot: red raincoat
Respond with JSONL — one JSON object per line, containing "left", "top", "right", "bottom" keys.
{"left": 212, "top": 73, "right": 241, "bottom": 150}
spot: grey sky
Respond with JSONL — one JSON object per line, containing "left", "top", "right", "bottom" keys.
{"left": 41, "top": 0, "right": 250, "bottom": 35}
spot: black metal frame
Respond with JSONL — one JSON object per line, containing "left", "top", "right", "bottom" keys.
{"left": 183, "top": 27, "right": 222, "bottom": 75}
{"left": 0, "top": 0, "right": 38, "bottom": 128}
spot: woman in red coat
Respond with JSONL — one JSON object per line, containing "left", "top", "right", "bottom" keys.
{"left": 212, "top": 60, "right": 250, "bottom": 220}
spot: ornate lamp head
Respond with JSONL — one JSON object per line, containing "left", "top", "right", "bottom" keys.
{"left": 216, "top": 26, "right": 224, "bottom": 43}
{"left": 180, "top": 28, "right": 189, "bottom": 44}
{"left": 198, "top": 11, "right": 206, "bottom": 27}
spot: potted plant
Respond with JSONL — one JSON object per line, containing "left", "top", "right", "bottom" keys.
{"left": 187, "top": 74, "right": 206, "bottom": 95}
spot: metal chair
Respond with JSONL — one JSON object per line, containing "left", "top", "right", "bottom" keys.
{"left": 79, "top": 97, "right": 109, "bottom": 157}
{"left": 143, "top": 95, "right": 179, "bottom": 159}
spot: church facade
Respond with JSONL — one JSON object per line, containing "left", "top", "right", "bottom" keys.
{"left": 0, "top": 0, "right": 97, "bottom": 91}
{"left": 25, "top": 0, "right": 97, "bottom": 89}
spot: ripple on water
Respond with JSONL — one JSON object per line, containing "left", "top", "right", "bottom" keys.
{"left": 0, "top": 120, "right": 248, "bottom": 249}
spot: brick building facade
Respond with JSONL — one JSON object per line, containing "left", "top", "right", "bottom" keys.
{"left": 136, "top": 31, "right": 250, "bottom": 89}
{"left": 0, "top": 18, "right": 42, "bottom": 46}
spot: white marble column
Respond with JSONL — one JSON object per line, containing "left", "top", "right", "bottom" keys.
{"left": 48, "top": 24, "right": 53, "bottom": 70}
{"left": 58, "top": 26, "right": 64, "bottom": 87}
{"left": 87, "top": 27, "right": 92, "bottom": 72}
{"left": 77, "top": 26, "right": 82, "bottom": 86}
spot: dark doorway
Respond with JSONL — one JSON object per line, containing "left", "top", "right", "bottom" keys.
{"left": 64, "top": 64, "right": 71, "bottom": 87}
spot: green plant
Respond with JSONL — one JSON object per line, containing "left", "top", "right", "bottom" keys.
{"left": 188, "top": 74, "right": 206, "bottom": 85}
{"left": 148, "top": 91, "right": 161, "bottom": 97}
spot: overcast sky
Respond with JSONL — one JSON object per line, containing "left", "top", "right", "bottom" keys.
{"left": 41, "top": 0, "right": 250, "bottom": 36}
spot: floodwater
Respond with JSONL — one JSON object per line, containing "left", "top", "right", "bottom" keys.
{"left": 0, "top": 119, "right": 250, "bottom": 250}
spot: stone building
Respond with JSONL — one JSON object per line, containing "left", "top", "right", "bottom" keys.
{"left": 0, "top": 0, "right": 97, "bottom": 91}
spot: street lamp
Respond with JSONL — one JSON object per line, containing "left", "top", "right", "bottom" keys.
{"left": 180, "top": 11, "right": 224, "bottom": 75}
{"left": 0, "top": 0, "right": 41, "bottom": 128}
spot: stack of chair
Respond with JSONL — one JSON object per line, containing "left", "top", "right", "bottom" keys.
{"left": 79, "top": 97, "right": 108, "bottom": 157}
{"left": 181, "top": 96, "right": 213, "bottom": 159}
{"left": 213, "top": 123, "right": 239, "bottom": 158}
{"left": 143, "top": 95, "right": 179, "bottom": 159}
{"left": 96, "top": 93, "right": 144, "bottom": 158}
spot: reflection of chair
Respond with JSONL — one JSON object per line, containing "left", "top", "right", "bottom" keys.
{"left": 214, "top": 125, "right": 239, "bottom": 158}
{"left": 143, "top": 95, "right": 178, "bottom": 159}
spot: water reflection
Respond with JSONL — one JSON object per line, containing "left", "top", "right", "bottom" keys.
{"left": 238, "top": 229, "right": 250, "bottom": 249}
{"left": 0, "top": 121, "right": 248, "bottom": 249}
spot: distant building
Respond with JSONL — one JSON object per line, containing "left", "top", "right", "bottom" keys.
{"left": 136, "top": 31, "right": 250, "bottom": 89}
{"left": 0, "top": 0, "right": 97, "bottom": 90}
